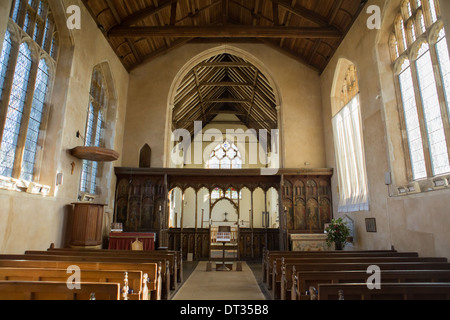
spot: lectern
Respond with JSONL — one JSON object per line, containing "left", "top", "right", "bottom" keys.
{"left": 216, "top": 226, "right": 232, "bottom": 271}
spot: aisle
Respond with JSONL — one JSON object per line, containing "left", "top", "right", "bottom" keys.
{"left": 171, "top": 261, "right": 267, "bottom": 300}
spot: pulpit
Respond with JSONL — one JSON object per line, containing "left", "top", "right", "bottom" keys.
{"left": 69, "top": 203, "right": 105, "bottom": 249}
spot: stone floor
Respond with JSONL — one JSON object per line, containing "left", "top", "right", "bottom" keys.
{"left": 171, "top": 261, "right": 269, "bottom": 300}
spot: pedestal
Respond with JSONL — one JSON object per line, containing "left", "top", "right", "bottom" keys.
{"left": 216, "top": 242, "right": 230, "bottom": 271}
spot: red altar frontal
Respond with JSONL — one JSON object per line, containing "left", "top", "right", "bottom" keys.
{"left": 108, "top": 232, "right": 156, "bottom": 251}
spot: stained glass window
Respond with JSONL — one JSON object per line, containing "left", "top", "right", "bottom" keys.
{"left": 415, "top": 44, "right": 450, "bottom": 176}
{"left": 436, "top": 29, "right": 450, "bottom": 122}
{"left": 391, "top": 1, "right": 450, "bottom": 181}
{"left": 80, "top": 67, "right": 107, "bottom": 195}
{"left": 398, "top": 61, "right": 427, "bottom": 180}
{"left": 0, "top": 0, "right": 57, "bottom": 184}
{"left": 20, "top": 59, "right": 49, "bottom": 181}
{"left": 0, "top": 43, "right": 32, "bottom": 177}
{"left": 0, "top": 31, "right": 12, "bottom": 99}
{"left": 207, "top": 141, "right": 242, "bottom": 169}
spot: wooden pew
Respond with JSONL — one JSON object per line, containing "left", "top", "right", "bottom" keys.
{"left": 317, "top": 282, "right": 450, "bottom": 300}
{"left": 0, "top": 268, "right": 143, "bottom": 300}
{"left": 292, "top": 269, "right": 450, "bottom": 300}
{"left": 272, "top": 257, "right": 450, "bottom": 299}
{"left": 271, "top": 255, "right": 447, "bottom": 299}
{"left": 0, "top": 259, "right": 161, "bottom": 300}
{"left": 0, "top": 254, "right": 170, "bottom": 300}
{"left": 26, "top": 249, "right": 179, "bottom": 291}
{"left": 263, "top": 250, "right": 416, "bottom": 289}
{"left": 47, "top": 247, "right": 184, "bottom": 285}
{"left": 0, "top": 281, "right": 120, "bottom": 300}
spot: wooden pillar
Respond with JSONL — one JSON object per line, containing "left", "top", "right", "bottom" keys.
{"left": 250, "top": 189, "right": 254, "bottom": 259}
{"left": 237, "top": 188, "right": 241, "bottom": 260}
{"left": 279, "top": 174, "right": 286, "bottom": 251}
{"left": 180, "top": 190, "right": 185, "bottom": 255}
{"left": 194, "top": 189, "right": 198, "bottom": 259}
{"left": 264, "top": 188, "right": 268, "bottom": 250}
{"left": 159, "top": 174, "right": 169, "bottom": 248}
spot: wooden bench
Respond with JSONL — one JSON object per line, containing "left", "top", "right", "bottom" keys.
{"left": 0, "top": 259, "right": 161, "bottom": 300}
{"left": 275, "top": 256, "right": 448, "bottom": 300}
{"left": 0, "top": 254, "right": 169, "bottom": 300}
{"left": 272, "top": 258, "right": 450, "bottom": 299}
{"left": 317, "top": 282, "right": 450, "bottom": 300}
{"left": 292, "top": 269, "right": 450, "bottom": 300}
{"left": 47, "top": 247, "right": 183, "bottom": 285}
{"left": 26, "top": 249, "right": 179, "bottom": 291}
{"left": 0, "top": 280, "right": 120, "bottom": 300}
{"left": 0, "top": 267, "right": 143, "bottom": 300}
{"left": 263, "top": 250, "right": 416, "bottom": 288}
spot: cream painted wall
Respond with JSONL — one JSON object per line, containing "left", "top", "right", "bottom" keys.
{"left": 123, "top": 43, "right": 326, "bottom": 170}
{"left": 0, "top": 0, "right": 129, "bottom": 253}
{"left": 320, "top": 0, "right": 450, "bottom": 259}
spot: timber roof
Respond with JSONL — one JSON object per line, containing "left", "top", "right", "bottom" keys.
{"left": 82, "top": 0, "right": 367, "bottom": 73}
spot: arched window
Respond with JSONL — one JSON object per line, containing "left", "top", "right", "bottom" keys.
{"left": 391, "top": 0, "right": 450, "bottom": 180}
{"left": 206, "top": 140, "right": 242, "bottom": 169}
{"left": 80, "top": 66, "right": 108, "bottom": 195}
{"left": 332, "top": 64, "right": 369, "bottom": 213}
{"left": 0, "top": 0, "right": 57, "bottom": 184}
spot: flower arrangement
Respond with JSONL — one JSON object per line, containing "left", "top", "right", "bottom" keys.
{"left": 325, "top": 217, "right": 350, "bottom": 250}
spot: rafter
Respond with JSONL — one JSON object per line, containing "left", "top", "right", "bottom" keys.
{"left": 119, "top": 0, "right": 179, "bottom": 26}
{"left": 272, "top": 0, "right": 329, "bottom": 27}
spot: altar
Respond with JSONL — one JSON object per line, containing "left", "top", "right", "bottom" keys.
{"left": 108, "top": 232, "right": 156, "bottom": 251}
{"left": 290, "top": 233, "right": 330, "bottom": 251}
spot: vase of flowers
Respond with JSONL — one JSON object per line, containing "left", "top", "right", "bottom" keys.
{"left": 325, "top": 218, "right": 350, "bottom": 250}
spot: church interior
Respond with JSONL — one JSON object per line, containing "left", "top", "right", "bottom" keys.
{"left": 1, "top": 0, "right": 450, "bottom": 301}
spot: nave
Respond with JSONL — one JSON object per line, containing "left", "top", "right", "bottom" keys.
{"left": 171, "top": 261, "right": 267, "bottom": 300}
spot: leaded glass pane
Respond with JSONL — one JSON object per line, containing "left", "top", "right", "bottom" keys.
{"left": 12, "top": 0, "right": 21, "bottom": 22}
{"left": 85, "top": 103, "right": 95, "bottom": 146}
{"left": 0, "top": 31, "right": 12, "bottom": 99}
{"left": 20, "top": 59, "right": 49, "bottom": 181}
{"left": 398, "top": 65, "right": 427, "bottom": 179}
{"left": 428, "top": 0, "right": 437, "bottom": 23}
{"left": 436, "top": 30, "right": 450, "bottom": 123}
{"left": 0, "top": 43, "right": 32, "bottom": 177}
{"left": 416, "top": 46, "right": 450, "bottom": 175}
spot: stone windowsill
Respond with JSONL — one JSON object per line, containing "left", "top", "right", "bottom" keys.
{"left": 0, "top": 175, "right": 51, "bottom": 197}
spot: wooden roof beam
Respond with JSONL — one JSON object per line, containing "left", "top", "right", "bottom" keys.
{"left": 107, "top": 25, "right": 342, "bottom": 39}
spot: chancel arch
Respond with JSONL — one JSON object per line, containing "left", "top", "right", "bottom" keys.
{"left": 166, "top": 46, "right": 283, "bottom": 169}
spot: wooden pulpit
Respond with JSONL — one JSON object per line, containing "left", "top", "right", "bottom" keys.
{"left": 69, "top": 203, "right": 105, "bottom": 249}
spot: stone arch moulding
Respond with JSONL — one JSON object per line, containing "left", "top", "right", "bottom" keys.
{"left": 330, "top": 57, "right": 358, "bottom": 117}
{"left": 164, "top": 45, "right": 284, "bottom": 168}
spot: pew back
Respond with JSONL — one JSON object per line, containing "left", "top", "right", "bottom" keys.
{"left": 0, "top": 280, "right": 120, "bottom": 300}
{"left": 0, "top": 259, "right": 161, "bottom": 300}
{"left": 317, "top": 282, "right": 450, "bottom": 300}
{"left": 0, "top": 268, "right": 142, "bottom": 300}
{"left": 294, "top": 269, "right": 450, "bottom": 300}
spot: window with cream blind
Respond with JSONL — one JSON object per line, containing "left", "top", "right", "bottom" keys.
{"left": 332, "top": 65, "right": 369, "bottom": 213}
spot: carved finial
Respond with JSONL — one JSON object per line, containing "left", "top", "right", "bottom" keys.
{"left": 122, "top": 272, "right": 129, "bottom": 300}
{"left": 309, "top": 286, "right": 317, "bottom": 300}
